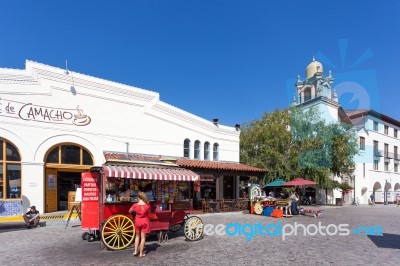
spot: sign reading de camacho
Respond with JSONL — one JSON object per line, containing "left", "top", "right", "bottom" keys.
{"left": 0, "top": 97, "right": 91, "bottom": 126}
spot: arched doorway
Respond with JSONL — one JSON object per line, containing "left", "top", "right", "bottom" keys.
{"left": 44, "top": 143, "right": 93, "bottom": 212}
{"left": 373, "top": 182, "right": 382, "bottom": 203}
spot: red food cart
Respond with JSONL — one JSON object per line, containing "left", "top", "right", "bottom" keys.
{"left": 81, "top": 165, "right": 204, "bottom": 250}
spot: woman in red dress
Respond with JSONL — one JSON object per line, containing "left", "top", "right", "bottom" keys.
{"left": 129, "top": 191, "right": 150, "bottom": 257}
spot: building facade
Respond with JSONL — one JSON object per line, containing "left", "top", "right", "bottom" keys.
{"left": 294, "top": 58, "right": 400, "bottom": 204}
{"left": 0, "top": 60, "right": 264, "bottom": 216}
{"left": 347, "top": 110, "right": 400, "bottom": 204}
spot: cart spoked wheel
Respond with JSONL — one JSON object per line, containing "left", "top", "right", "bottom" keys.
{"left": 184, "top": 216, "right": 204, "bottom": 241}
{"left": 101, "top": 214, "right": 135, "bottom": 250}
{"left": 169, "top": 223, "right": 183, "bottom": 233}
{"left": 254, "top": 202, "right": 263, "bottom": 215}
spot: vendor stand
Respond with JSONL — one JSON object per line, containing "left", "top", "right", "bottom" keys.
{"left": 249, "top": 184, "right": 263, "bottom": 214}
{"left": 81, "top": 164, "right": 204, "bottom": 250}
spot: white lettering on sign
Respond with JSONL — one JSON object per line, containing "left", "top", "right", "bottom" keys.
{"left": 83, "top": 183, "right": 98, "bottom": 187}
{"left": 83, "top": 192, "right": 98, "bottom": 196}
{"left": 84, "top": 188, "right": 97, "bottom": 192}
{"left": 0, "top": 97, "right": 91, "bottom": 126}
{"left": 82, "top": 196, "right": 99, "bottom": 201}
{"left": 82, "top": 177, "right": 98, "bottom": 183}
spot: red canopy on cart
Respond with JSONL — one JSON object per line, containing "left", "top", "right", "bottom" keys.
{"left": 102, "top": 164, "right": 199, "bottom": 181}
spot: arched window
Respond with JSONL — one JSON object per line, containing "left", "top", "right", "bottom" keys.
{"left": 194, "top": 140, "right": 201, "bottom": 160}
{"left": 183, "top": 139, "right": 191, "bottom": 158}
{"left": 204, "top": 142, "right": 210, "bottom": 160}
{"left": 213, "top": 143, "right": 219, "bottom": 161}
{"left": 0, "top": 138, "right": 22, "bottom": 199}
{"left": 304, "top": 87, "right": 312, "bottom": 102}
{"left": 45, "top": 144, "right": 93, "bottom": 165}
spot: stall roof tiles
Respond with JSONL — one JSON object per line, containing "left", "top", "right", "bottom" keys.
{"left": 103, "top": 152, "right": 267, "bottom": 173}
{"left": 176, "top": 159, "right": 267, "bottom": 173}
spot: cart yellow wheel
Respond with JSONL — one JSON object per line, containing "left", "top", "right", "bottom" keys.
{"left": 184, "top": 216, "right": 204, "bottom": 241}
{"left": 101, "top": 214, "right": 135, "bottom": 250}
{"left": 254, "top": 202, "right": 263, "bottom": 215}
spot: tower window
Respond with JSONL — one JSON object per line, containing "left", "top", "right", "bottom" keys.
{"left": 304, "top": 87, "right": 312, "bottom": 102}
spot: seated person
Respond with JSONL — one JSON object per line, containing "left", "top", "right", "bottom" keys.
{"left": 23, "top": 206, "right": 40, "bottom": 229}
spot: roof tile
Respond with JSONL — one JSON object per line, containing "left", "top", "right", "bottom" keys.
{"left": 103, "top": 152, "right": 267, "bottom": 173}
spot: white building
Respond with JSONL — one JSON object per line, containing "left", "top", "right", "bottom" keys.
{"left": 294, "top": 58, "right": 400, "bottom": 204}
{"left": 347, "top": 110, "right": 400, "bottom": 204}
{"left": 0, "top": 60, "right": 264, "bottom": 216}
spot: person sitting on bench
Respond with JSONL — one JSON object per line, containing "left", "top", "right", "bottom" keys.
{"left": 23, "top": 206, "right": 40, "bottom": 229}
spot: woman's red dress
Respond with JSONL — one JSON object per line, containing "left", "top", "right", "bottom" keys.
{"left": 129, "top": 203, "right": 150, "bottom": 233}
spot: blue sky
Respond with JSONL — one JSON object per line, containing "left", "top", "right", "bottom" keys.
{"left": 1, "top": 1, "right": 399, "bottom": 126}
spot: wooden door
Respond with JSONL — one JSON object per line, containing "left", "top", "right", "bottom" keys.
{"left": 45, "top": 169, "right": 58, "bottom": 213}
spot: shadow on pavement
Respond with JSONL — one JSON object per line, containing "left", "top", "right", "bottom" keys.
{"left": 368, "top": 233, "right": 400, "bottom": 249}
{"left": 143, "top": 242, "right": 161, "bottom": 255}
{"left": 0, "top": 221, "right": 47, "bottom": 233}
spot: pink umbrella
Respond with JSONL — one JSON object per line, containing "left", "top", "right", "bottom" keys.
{"left": 282, "top": 178, "right": 317, "bottom": 187}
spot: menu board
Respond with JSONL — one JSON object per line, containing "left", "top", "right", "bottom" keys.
{"left": 81, "top": 171, "right": 100, "bottom": 230}
{"left": 82, "top": 174, "right": 99, "bottom": 202}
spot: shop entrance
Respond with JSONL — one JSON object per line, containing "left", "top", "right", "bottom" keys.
{"left": 44, "top": 143, "right": 94, "bottom": 213}
{"left": 223, "top": 176, "right": 234, "bottom": 199}
{"left": 57, "top": 172, "right": 81, "bottom": 211}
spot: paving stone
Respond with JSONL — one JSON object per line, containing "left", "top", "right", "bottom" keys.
{"left": 0, "top": 205, "right": 399, "bottom": 265}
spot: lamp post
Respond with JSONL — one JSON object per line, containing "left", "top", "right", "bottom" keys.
{"left": 384, "top": 179, "right": 388, "bottom": 205}
{"left": 353, "top": 174, "right": 356, "bottom": 204}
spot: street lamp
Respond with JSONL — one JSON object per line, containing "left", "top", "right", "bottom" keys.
{"left": 384, "top": 179, "right": 388, "bottom": 205}
{"left": 353, "top": 174, "right": 356, "bottom": 204}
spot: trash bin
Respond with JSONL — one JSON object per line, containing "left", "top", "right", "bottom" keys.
{"left": 335, "top": 198, "right": 343, "bottom": 206}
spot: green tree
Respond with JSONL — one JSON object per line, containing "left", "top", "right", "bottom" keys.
{"left": 240, "top": 106, "right": 359, "bottom": 186}
{"left": 240, "top": 109, "right": 297, "bottom": 183}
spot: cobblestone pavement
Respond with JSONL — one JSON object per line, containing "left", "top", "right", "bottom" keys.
{"left": 1, "top": 205, "right": 399, "bottom": 266}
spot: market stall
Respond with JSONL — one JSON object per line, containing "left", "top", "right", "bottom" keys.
{"left": 81, "top": 164, "right": 204, "bottom": 250}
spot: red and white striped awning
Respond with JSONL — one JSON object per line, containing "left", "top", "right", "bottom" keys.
{"left": 102, "top": 165, "right": 199, "bottom": 181}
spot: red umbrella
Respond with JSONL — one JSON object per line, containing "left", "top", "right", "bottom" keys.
{"left": 282, "top": 178, "right": 317, "bottom": 187}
